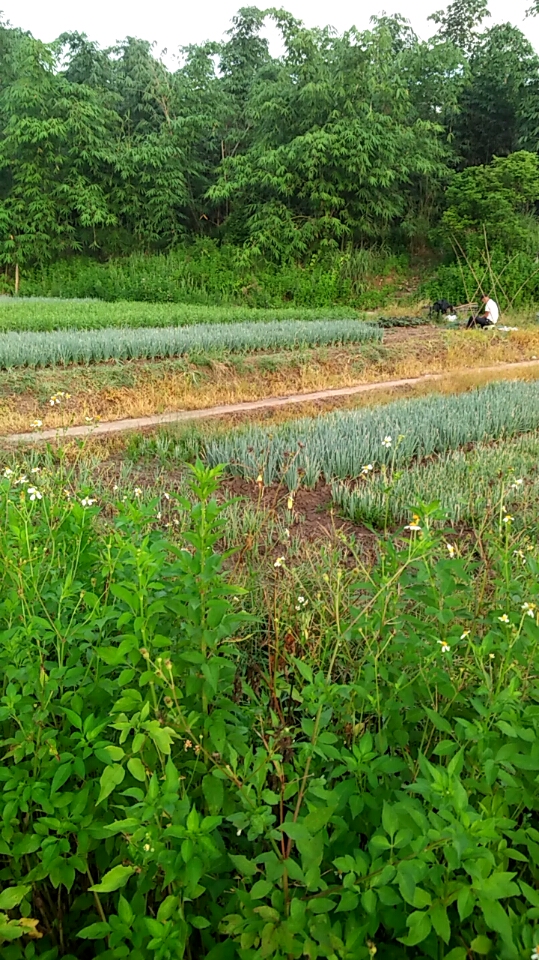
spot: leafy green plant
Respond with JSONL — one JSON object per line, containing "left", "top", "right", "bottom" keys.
{"left": 2, "top": 460, "right": 539, "bottom": 958}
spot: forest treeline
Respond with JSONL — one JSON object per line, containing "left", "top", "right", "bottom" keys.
{"left": 3, "top": 0, "right": 539, "bottom": 303}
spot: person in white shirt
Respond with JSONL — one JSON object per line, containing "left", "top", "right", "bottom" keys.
{"left": 466, "top": 295, "right": 499, "bottom": 329}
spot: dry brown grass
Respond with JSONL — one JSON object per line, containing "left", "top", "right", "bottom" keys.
{"left": 2, "top": 326, "right": 539, "bottom": 435}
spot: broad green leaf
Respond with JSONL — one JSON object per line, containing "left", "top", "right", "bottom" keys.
{"left": 430, "top": 903, "right": 450, "bottom": 943}
{"left": 470, "top": 936, "right": 493, "bottom": 954}
{"left": 479, "top": 898, "right": 514, "bottom": 945}
{"left": 250, "top": 880, "right": 272, "bottom": 900}
{"left": 51, "top": 763, "right": 73, "bottom": 794}
{"left": 229, "top": 855, "right": 258, "bottom": 878}
{"left": 78, "top": 921, "right": 112, "bottom": 939}
{"left": 127, "top": 758, "right": 146, "bottom": 782}
{"left": 398, "top": 911, "right": 432, "bottom": 946}
{"left": 0, "top": 886, "right": 31, "bottom": 911}
{"left": 97, "top": 764, "right": 125, "bottom": 805}
{"left": 202, "top": 774, "right": 224, "bottom": 814}
{"left": 90, "top": 865, "right": 135, "bottom": 893}
{"left": 477, "top": 872, "right": 518, "bottom": 901}
{"left": 381, "top": 802, "right": 400, "bottom": 838}
{"left": 280, "top": 822, "right": 311, "bottom": 842}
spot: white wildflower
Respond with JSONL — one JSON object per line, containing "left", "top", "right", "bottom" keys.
{"left": 134, "top": 487, "right": 143, "bottom": 498}
{"left": 3, "top": 468, "right": 13, "bottom": 479}
{"left": 28, "top": 487, "right": 42, "bottom": 502}
{"left": 81, "top": 497, "right": 97, "bottom": 507}
{"left": 274, "top": 556, "right": 286, "bottom": 568}
{"left": 446, "top": 543, "right": 456, "bottom": 558}
{"left": 381, "top": 436, "right": 392, "bottom": 448}
{"left": 437, "top": 640, "right": 450, "bottom": 653}
{"left": 30, "top": 419, "right": 43, "bottom": 429}
{"left": 498, "top": 614, "right": 510, "bottom": 624}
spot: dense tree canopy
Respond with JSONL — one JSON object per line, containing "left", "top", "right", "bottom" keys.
{"left": 1, "top": 1, "right": 539, "bottom": 269}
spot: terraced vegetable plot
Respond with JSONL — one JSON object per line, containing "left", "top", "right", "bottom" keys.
{"left": 0, "top": 318, "right": 382, "bottom": 368}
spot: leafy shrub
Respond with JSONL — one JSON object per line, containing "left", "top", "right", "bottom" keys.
{"left": 5, "top": 242, "right": 405, "bottom": 309}
{"left": 2, "top": 464, "right": 539, "bottom": 958}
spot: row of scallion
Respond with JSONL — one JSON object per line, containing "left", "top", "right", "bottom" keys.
{"left": 0, "top": 300, "right": 360, "bottom": 333}
{"left": 203, "top": 380, "right": 539, "bottom": 490}
{"left": 0, "top": 319, "right": 382, "bottom": 368}
{"left": 332, "top": 430, "right": 539, "bottom": 528}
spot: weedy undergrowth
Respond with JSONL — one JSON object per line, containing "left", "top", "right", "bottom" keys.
{"left": 1, "top": 466, "right": 539, "bottom": 959}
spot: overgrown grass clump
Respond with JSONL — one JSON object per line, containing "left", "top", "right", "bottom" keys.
{"left": 0, "top": 299, "right": 359, "bottom": 333}
{"left": 204, "top": 379, "right": 539, "bottom": 486}
{"left": 0, "top": 318, "right": 381, "bottom": 368}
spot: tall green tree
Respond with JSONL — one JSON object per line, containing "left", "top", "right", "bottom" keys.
{"left": 428, "top": 0, "right": 490, "bottom": 55}
{"left": 453, "top": 24, "right": 539, "bottom": 166}
{"left": 209, "top": 17, "right": 452, "bottom": 259}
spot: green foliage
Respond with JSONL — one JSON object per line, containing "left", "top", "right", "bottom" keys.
{"left": 2, "top": 5, "right": 539, "bottom": 309}
{"left": 453, "top": 24, "right": 539, "bottom": 166}
{"left": 441, "top": 151, "right": 539, "bottom": 256}
{"left": 0, "top": 298, "right": 359, "bottom": 332}
{"left": 2, "top": 459, "right": 539, "bottom": 957}
{"left": 423, "top": 249, "right": 539, "bottom": 307}
{"left": 0, "top": 318, "right": 381, "bottom": 368}
{"left": 6, "top": 243, "right": 407, "bottom": 308}
{"left": 428, "top": 0, "right": 490, "bottom": 52}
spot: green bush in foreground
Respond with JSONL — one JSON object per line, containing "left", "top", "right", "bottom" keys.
{"left": 0, "top": 319, "right": 381, "bottom": 369}
{"left": 1, "top": 462, "right": 539, "bottom": 958}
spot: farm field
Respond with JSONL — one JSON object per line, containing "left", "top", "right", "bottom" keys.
{"left": 6, "top": 0, "right": 539, "bottom": 953}
{"left": 4, "top": 308, "right": 539, "bottom": 960}
{"left": 2, "top": 374, "right": 539, "bottom": 959}
{"left": 2, "top": 312, "right": 539, "bottom": 435}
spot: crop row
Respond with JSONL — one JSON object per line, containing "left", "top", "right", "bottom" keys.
{"left": 204, "top": 379, "right": 539, "bottom": 486}
{"left": 0, "top": 299, "right": 359, "bottom": 332}
{"left": 332, "top": 430, "right": 539, "bottom": 527}
{"left": 0, "top": 318, "right": 382, "bottom": 368}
